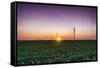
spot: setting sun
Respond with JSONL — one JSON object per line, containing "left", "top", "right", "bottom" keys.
{"left": 56, "top": 37, "right": 61, "bottom": 42}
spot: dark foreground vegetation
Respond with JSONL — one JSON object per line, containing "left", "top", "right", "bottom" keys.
{"left": 17, "top": 40, "right": 97, "bottom": 65}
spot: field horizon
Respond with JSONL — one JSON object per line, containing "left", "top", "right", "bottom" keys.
{"left": 17, "top": 40, "right": 97, "bottom": 65}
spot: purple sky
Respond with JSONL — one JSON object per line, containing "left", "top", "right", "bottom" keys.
{"left": 17, "top": 3, "right": 97, "bottom": 40}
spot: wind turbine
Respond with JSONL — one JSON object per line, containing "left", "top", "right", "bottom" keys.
{"left": 73, "top": 27, "right": 76, "bottom": 40}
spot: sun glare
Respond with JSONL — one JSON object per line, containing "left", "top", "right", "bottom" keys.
{"left": 56, "top": 37, "right": 61, "bottom": 42}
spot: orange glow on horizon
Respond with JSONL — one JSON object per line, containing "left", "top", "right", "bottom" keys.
{"left": 17, "top": 31, "right": 96, "bottom": 40}
{"left": 56, "top": 37, "right": 61, "bottom": 42}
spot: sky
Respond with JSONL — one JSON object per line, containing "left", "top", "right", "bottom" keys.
{"left": 17, "top": 3, "right": 97, "bottom": 40}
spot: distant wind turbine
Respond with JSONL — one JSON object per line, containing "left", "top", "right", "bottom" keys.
{"left": 74, "top": 27, "right": 76, "bottom": 40}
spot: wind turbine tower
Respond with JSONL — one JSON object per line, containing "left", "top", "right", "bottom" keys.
{"left": 74, "top": 27, "right": 76, "bottom": 40}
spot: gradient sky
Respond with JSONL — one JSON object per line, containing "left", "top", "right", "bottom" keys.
{"left": 17, "top": 3, "right": 97, "bottom": 40}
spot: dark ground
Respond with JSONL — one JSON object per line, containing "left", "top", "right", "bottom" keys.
{"left": 17, "top": 40, "right": 97, "bottom": 65}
